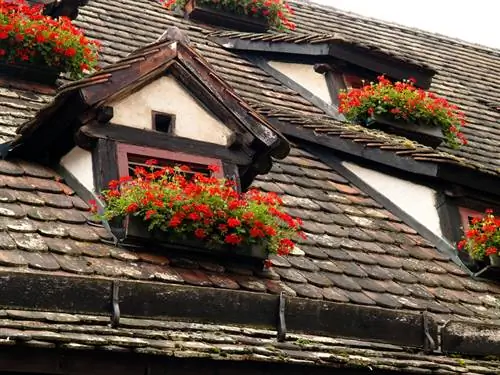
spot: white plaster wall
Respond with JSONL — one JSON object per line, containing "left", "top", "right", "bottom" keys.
{"left": 268, "top": 61, "right": 331, "bottom": 103}
{"left": 342, "top": 161, "right": 443, "bottom": 237}
{"left": 61, "top": 147, "right": 94, "bottom": 192}
{"left": 109, "top": 76, "right": 234, "bottom": 146}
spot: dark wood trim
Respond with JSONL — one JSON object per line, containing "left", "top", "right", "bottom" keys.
{"left": 76, "top": 123, "right": 253, "bottom": 167}
{"left": 436, "top": 191, "right": 463, "bottom": 245}
{"left": 437, "top": 163, "right": 500, "bottom": 197}
{"left": 92, "top": 139, "right": 119, "bottom": 192}
{"left": 325, "top": 70, "right": 346, "bottom": 108}
{"left": 80, "top": 47, "right": 178, "bottom": 106}
{"left": 328, "top": 44, "right": 433, "bottom": 89}
{"left": 222, "top": 161, "right": 241, "bottom": 192}
{"left": 247, "top": 55, "right": 343, "bottom": 120}
{"left": 0, "top": 271, "right": 437, "bottom": 349}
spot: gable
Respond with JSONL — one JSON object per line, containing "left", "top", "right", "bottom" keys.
{"left": 108, "top": 76, "right": 234, "bottom": 147}
{"left": 268, "top": 61, "right": 332, "bottom": 104}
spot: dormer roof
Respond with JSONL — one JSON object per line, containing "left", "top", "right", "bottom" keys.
{"left": 11, "top": 36, "right": 290, "bottom": 186}
{"left": 209, "top": 30, "right": 437, "bottom": 89}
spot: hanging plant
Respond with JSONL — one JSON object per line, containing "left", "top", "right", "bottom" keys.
{"left": 338, "top": 76, "right": 467, "bottom": 149}
{"left": 0, "top": 0, "right": 100, "bottom": 79}
{"left": 458, "top": 209, "right": 500, "bottom": 266}
{"left": 92, "top": 160, "right": 305, "bottom": 258}
{"left": 163, "top": 0, "right": 296, "bottom": 31}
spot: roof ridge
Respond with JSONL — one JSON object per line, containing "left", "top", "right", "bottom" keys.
{"left": 293, "top": 1, "right": 500, "bottom": 56}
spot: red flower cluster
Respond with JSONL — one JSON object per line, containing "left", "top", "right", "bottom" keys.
{"left": 338, "top": 75, "right": 467, "bottom": 149}
{"left": 163, "top": 0, "right": 295, "bottom": 31}
{"left": 98, "top": 161, "right": 305, "bottom": 257}
{"left": 0, "top": 0, "right": 100, "bottom": 78}
{"left": 458, "top": 209, "right": 500, "bottom": 261}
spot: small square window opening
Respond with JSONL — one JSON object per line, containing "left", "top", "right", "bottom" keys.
{"left": 152, "top": 112, "right": 175, "bottom": 133}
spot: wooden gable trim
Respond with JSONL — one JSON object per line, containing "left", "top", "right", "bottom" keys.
{"left": 81, "top": 44, "right": 178, "bottom": 106}
{"left": 176, "top": 44, "right": 289, "bottom": 158}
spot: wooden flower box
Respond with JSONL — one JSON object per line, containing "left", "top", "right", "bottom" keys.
{"left": 0, "top": 61, "right": 60, "bottom": 85}
{"left": 183, "top": 0, "right": 269, "bottom": 32}
{"left": 125, "top": 216, "right": 268, "bottom": 266}
{"left": 366, "top": 114, "right": 444, "bottom": 148}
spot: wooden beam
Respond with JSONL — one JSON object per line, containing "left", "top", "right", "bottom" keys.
{"left": 77, "top": 123, "right": 253, "bottom": 166}
{"left": 441, "top": 321, "right": 500, "bottom": 356}
{"left": 0, "top": 271, "right": 437, "bottom": 349}
{"left": 81, "top": 46, "right": 178, "bottom": 106}
{"left": 328, "top": 44, "right": 433, "bottom": 89}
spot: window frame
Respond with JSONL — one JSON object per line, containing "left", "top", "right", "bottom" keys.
{"left": 458, "top": 207, "right": 484, "bottom": 232}
{"left": 116, "top": 143, "right": 225, "bottom": 179}
{"left": 151, "top": 111, "right": 176, "bottom": 134}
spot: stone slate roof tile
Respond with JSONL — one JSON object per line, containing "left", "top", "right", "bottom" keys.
{"left": 1, "top": 310, "right": 499, "bottom": 373}
{"left": 1, "top": 1, "right": 499, "bottom": 176}
{"left": 0, "top": 155, "right": 498, "bottom": 321}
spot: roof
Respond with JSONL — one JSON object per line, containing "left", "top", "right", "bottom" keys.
{"left": 14, "top": 38, "right": 289, "bottom": 169}
{"left": 0, "top": 309, "right": 499, "bottom": 374}
{"left": 66, "top": 0, "right": 500, "bottom": 179}
{"left": 0, "top": 0, "right": 500, "bottom": 371}
{"left": 0, "top": 148, "right": 499, "bottom": 358}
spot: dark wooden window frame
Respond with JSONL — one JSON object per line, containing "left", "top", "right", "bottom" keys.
{"left": 116, "top": 143, "right": 225, "bottom": 179}
{"left": 458, "top": 207, "right": 484, "bottom": 232}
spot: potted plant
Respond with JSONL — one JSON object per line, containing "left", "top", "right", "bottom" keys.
{"left": 0, "top": 0, "right": 100, "bottom": 84}
{"left": 162, "top": 0, "right": 296, "bottom": 32}
{"left": 458, "top": 209, "right": 500, "bottom": 268}
{"left": 338, "top": 75, "right": 467, "bottom": 149}
{"left": 91, "top": 160, "right": 305, "bottom": 265}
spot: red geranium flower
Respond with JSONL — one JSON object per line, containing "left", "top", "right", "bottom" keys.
{"left": 458, "top": 210, "right": 499, "bottom": 262}
{"left": 96, "top": 160, "right": 305, "bottom": 261}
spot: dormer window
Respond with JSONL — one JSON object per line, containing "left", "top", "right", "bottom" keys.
{"left": 22, "top": 38, "right": 289, "bottom": 266}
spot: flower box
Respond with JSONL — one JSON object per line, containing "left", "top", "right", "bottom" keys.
{"left": 0, "top": 61, "right": 60, "bottom": 85}
{"left": 366, "top": 114, "right": 444, "bottom": 148}
{"left": 125, "top": 215, "right": 268, "bottom": 265}
{"left": 489, "top": 254, "right": 500, "bottom": 268}
{"left": 0, "top": 0, "right": 100, "bottom": 80}
{"left": 183, "top": 0, "right": 269, "bottom": 32}
{"left": 458, "top": 209, "right": 499, "bottom": 273}
{"left": 163, "top": 0, "right": 295, "bottom": 31}
{"left": 338, "top": 76, "right": 467, "bottom": 149}
{"left": 93, "top": 161, "right": 305, "bottom": 269}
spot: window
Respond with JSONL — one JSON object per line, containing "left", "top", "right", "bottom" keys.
{"left": 343, "top": 74, "right": 365, "bottom": 90}
{"left": 116, "top": 144, "right": 224, "bottom": 179}
{"left": 152, "top": 112, "right": 175, "bottom": 133}
{"left": 458, "top": 207, "right": 484, "bottom": 232}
